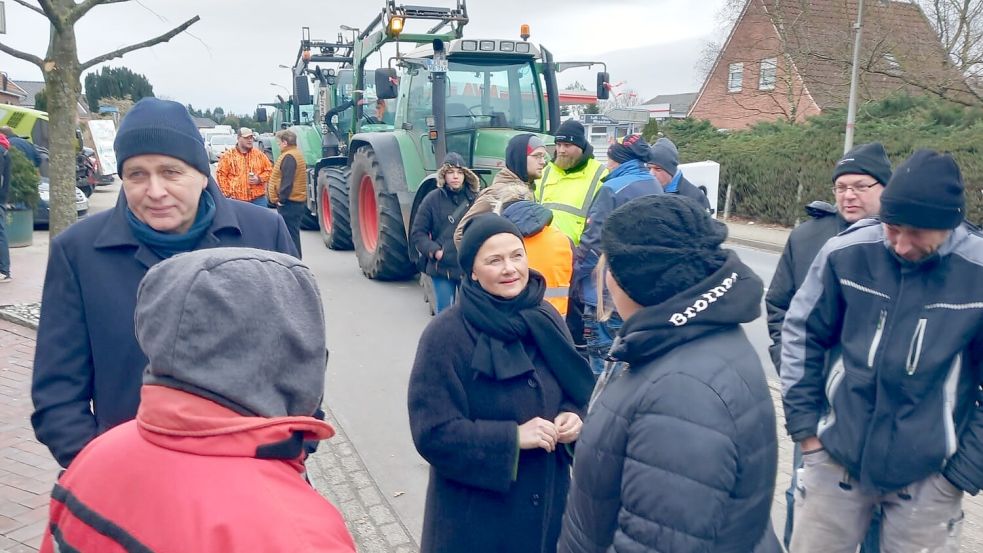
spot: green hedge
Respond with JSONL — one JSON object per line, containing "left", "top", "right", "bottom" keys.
{"left": 648, "top": 95, "right": 983, "bottom": 226}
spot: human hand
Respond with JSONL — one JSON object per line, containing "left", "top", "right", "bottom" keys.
{"left": 554, "top": 412, "right": 582, "bottom": 444}
{"left": 434, "top": 249, "right": 444, "bottom": 260}
{"left": 799, "top": 436, "right": 823, "bottom": 453}
{"left": 248, "top": 175, "right": 260, "bottom": 185}
{"left": 518, "top": 417, "right": 557, "bottom": 452}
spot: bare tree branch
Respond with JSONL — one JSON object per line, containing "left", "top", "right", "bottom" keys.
{"left": 9, "top": 0, "right": 44, "bottom": 16}
{"left": 80, "top": 15, "right": 200, "bottom": 71}
{"left": 34, "top": 0, "right": 65, "bottom": 33}
{"left": 0, "top": 40, "right": 45, "bottom": 68}
{"left": 70, "top": 0, "right": 131, "bottom": 24}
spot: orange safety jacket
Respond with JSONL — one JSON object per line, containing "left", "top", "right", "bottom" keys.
{"left": 216, "top": 147, "right": 272, "bottom": 202}
{"left": 525, "top": 225, "right": 573, "bottom": 316}
{"left": 268, "top": 146, "right": 307, "bottom": 204}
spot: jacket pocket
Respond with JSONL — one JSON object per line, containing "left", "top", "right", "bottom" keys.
{"left": 868, "top": 309, "right": 887, "bottom": 369}
{"left": 817, "top": 360, "right": 846, "bottom": 438}
{"left": 906, "top": 318, "right": 928, "bottom": 375}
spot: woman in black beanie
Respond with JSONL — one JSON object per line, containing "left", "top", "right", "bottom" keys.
{"left": 558, "top": 195, "right": 782, "bottom": 553}
{"left": 408, "top": 214, "right": 593, "bottom": 553}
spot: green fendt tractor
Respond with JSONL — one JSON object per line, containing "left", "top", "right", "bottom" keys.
{"left": 333, "top": 0, "right": 609, "bottom": 280}
{"left": 260, "top": 27, "right": 398, "bottom": 247}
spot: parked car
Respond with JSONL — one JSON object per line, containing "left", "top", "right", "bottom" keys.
{"left": 34, "top": 178, "right": 89, "bottom": 228}
{"left": 207, "top": 134, "right": 237, "bottom": 163}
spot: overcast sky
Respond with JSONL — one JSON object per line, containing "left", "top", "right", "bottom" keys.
{"left": 1, "top": 0, "right": 724, "bottom": 114}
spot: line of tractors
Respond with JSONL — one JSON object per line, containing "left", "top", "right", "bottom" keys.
{"left": 257, "top": 0, "right": 610, "bottom": 281}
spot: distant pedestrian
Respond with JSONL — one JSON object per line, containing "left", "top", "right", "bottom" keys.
{"left": 575, "top": 133, "right": 662, "bottom": 374}
{"left": 766, "top": 142, "right": 891, "bottom": 551}
{"left": 0, "top": 126, "right": 42, "bottom": 170}
{"left": 0, "top": 137, "right": 11, "bottom": 283}
{"left": 535, "top": 120, "right": 608, "bottom": 349}
{"left": 559, "top": 194, "right": 781, "bottom": 553}
{"left": 31, "top": 98, "right": 296, "bottom": 468}
{"left": 216, "top": 127, "right": 273, "bottom": 206}
{"left": 41, "top": 248, "right": 355, "bottom": 553}
{"left": 646, "top": 137, "right": 711, "bottom": 212}
{"left": 782, "top": 150, "right": 981, "bottom": 553}
{"left": 268, "top": 129, "right": 308, "bottom": 258}
{"left": 408, "top": 214, "right": 594, "bottom": 553}
{"left": 409, "top": 152, "right": 479, "bottom": 313}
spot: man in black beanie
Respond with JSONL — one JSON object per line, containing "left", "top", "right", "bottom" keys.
{"left": 31, "top": 98, "right": 297, "bottom": 468}
{"left": 766, "top": 141, "right": 891, "bottom": 551}
{"left": 535, "top": 119, "right": 608, "bottom": 346}
{"left": 782, "top": 150, "right": 981, "bottom": 552}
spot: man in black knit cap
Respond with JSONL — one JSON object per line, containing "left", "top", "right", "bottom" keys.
{"left": 782, "top": 150, "right": 981, "bottom": 552}
{"left": 767, "top": 142, "right": 892, "bottom": 551}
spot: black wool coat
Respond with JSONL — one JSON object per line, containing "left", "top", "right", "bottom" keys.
{"left": 408, "top": 304, "right": 582, "bottom": 553}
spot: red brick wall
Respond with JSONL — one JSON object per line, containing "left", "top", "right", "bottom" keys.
{"left": 689, "top": 0, "right": 821, "bottom": 130}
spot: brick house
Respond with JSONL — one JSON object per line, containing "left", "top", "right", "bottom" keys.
{"left": 689, "top": 0, "right": 966, "bottom": 130}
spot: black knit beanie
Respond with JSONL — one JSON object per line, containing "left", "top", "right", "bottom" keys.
{"left": 114, "top": 98, "right": 211, "bottom": 176}
{"left": 607, "top": 134, "right": 650, "bottom": 164}
{"left": 458, "top": 213, "right": 525, "bottom": 274}
{"left": 880, "top": 149, "right": 964, "bottom": 230}
{"left": 555, "top": 119, "right": 589, "bottom": 152}
{"left": 602, "top": 195, "right": 729, "bottom": 307}
{"left": 832, "top": 142, "right": 892, "bottom": 186}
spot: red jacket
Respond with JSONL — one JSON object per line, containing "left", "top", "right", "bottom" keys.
{"left": 42, "top": 385, "right": 356, "bottom": 553}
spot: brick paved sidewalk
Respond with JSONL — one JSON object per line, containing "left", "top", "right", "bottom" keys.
{"left": 0, "top": 321, "right": 59, "bottom": 552}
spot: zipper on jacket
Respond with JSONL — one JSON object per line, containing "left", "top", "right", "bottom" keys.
{"left": 868, "top": 309, "right": 887, "bottom": 369}
{"left": 906, "top": 318, "right": 928, "bottom": 376}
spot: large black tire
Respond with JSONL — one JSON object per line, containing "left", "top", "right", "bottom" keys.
{"left": 300, "top": 208, "right": 319, "bottom": 231}
{"left": 349, "top": 146, "right": 416, "bottom": 280}
{"left": 316, "top": 166, "right": 354, "bottom": 250}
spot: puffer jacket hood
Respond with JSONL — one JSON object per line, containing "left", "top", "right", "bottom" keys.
{"left": 610, "top": 250, "right": 763, "bottom": 365}
{"left": 805, "top": 200, "right": 838, "bottom": 219}
{"left": 437, "top": 162, "right": 480, "bottom": 193}
{"left": 502, "top": 200, "right": 552, "bottom": 237}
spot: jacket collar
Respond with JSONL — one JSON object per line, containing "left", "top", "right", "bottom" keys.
{"left": 136, "top": 385, "right": 334, "bottom": 466}
{"left": 603, "top": 159, "right": 647, "bottom": 181}
{"left": 93, "top": 178, "right": 243, "bottom": 267}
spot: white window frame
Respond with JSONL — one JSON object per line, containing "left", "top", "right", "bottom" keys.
{"left": 727, "top": 63, "right": 744, "bottom": 93}
{"left": 882, "top": 53, "right": 902, "bottom": 76}
{"left": 759, "top": 57, "right": 777, "bottom": 91}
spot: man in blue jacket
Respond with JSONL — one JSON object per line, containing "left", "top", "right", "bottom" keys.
{"left": 782, "top": 150, "right": 981, "bottom": 552}
{"left": 574, "top": 134, "right": 662, "bottom": 374}
{"left": 31, "top": 98, "right": 297, "bottom": 468}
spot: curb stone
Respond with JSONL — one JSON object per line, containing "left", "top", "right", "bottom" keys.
{"left": 308, "top": 407, "right": 419, "bottom": 552}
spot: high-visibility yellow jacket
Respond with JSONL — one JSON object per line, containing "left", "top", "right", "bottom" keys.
{"left": 534, "top": 159, "right": 607, "bottom": 244}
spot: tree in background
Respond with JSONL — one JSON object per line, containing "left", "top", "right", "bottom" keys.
{"left": 33, "top": 87, "right": 47, "bottom": 111}
{"left": 185, "top": 105, "right": 271, "bottom": 134}
{"left": 84, "top": 66, "right": 154, "bottom": 112}
{"left": 0, "top": 0, "right": 199, "bottom": 237}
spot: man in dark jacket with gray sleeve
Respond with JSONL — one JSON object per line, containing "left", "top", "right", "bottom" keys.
{"left": 31, "top": 98, "right": 297, "bottom": 468}
{"left": 766, "top": 142, "right": 890, "bottom": 550}
{"left": 782, "top": 150, "right": 982, "bottom": 552}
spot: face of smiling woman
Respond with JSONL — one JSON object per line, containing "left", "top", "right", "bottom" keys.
{"left": 471, "top": 233, "right": 529, "bottom": 299}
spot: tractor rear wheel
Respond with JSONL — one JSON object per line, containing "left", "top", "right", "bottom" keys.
{"left": 349, "top": 146, "right": 415, "bottom": 280}
{"left": 316, "top": 166, "right": 353, "bottom": 250}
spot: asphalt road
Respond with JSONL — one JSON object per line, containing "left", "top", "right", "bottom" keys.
{"left": 298, "top": 229, "right": 781, "bottom": 541}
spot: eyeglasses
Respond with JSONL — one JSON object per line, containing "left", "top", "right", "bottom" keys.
{"left": 832, "top": 182, "right": 878, "bottom": 195}
{"left": 529, "top": 153, "right": 547, "bottom": 160}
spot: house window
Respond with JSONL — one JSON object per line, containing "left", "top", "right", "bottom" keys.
{"left": 728, "top": 63, "right": 744, "bottom": 92}
{"left": 759, "top": 58, "right": 777, "bottom": 90}
{"left": 882, "top": 53, "right": 903, "bottom": 76}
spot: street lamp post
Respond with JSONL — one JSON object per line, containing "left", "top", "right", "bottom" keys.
{"left": 844, "top": 0, "right": 865, "bottom": 154}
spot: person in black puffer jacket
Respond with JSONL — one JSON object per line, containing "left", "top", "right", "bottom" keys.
{"left": 559, "top": 194, "right": 781, "bottom": 553}
{"left": 409, "top": 152, "right": 479, "bottom": 313}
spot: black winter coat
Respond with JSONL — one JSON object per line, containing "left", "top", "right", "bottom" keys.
{"left": 410, "top": 166, "right": 479, "bottom": 280}
{"left": 559, "top": 252, "right": 781, "bottom": 553}
{"left": 674, "top": 175, "right": 712, "bottom": 213}
{"left": 31, "top": 180, "right": 297, "bottom": 468}
{"left": 765, "top": 202, "right": 848, "bottom": 370}
{"left": 408, "top": 305, "right": 581, "bottom": 553}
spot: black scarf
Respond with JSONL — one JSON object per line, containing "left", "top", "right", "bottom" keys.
{"left": 459, "top": 272, "right": 594, "bottom": 408}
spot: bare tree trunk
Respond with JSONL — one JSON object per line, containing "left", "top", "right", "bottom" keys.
{"left": 44, "top": 14, "right": 83, "bottom": 236}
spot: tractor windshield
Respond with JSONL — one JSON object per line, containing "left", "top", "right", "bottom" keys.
{"left": 407, "top": 58, "right": 543, "bottom": 133}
